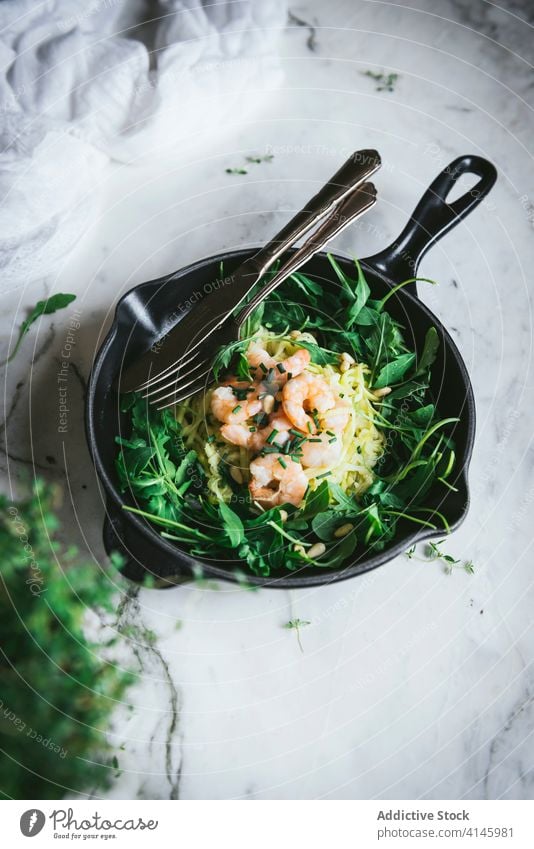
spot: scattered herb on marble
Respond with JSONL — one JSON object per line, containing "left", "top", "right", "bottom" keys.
{"left": 245, "top": 154, "right": 274, "bottom": 164}
{"left": 0, "top": 480, "right": 134, "bottom": 799}
{"left": 406, "top": 540, "right": 475, "bottom": 575}
{"left": 362, "top": 70, "right": 399, "bottom": 92}
{"left": 284, "top": 618, "right": 311, "bottom": 652}
{"left": 116, "top": 256, "right": 458, "bottom": 577}
{"left": 226, "top": 154, "right": 274, "bottom": 174}
{"left": 1, "top": 293, "right": 77, "bottom": 366}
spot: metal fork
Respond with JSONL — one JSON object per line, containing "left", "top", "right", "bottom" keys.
{"left": 119, "top": 149, "right": 381, "bottom": 402}
{"left": 146, "top": 181, "right": 377, "bottom": 408}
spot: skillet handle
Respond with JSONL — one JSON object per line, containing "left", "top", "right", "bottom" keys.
{"left": 362, "top": 155, "right": 497, "bottom": 295}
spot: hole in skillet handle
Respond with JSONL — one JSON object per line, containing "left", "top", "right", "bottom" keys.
{"left": 361, "top": 155, "right": 497, "bottom": 295}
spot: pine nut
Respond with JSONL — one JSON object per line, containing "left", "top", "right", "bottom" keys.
{"left": 262, "top": 395, "right": 275, "bottom": 414}
{"left": 340, "top": 352, "right": 355, "bottom": 373}
{"left": 374, "top": 387, "right": 392, "bottom": 398}
{"left": 230, "top": 467, "right": 243, "bottom": 484}
{"left": 334, "top": 523, "right": 353, "bottom": 538}
{"left": 308, "top": 542, "right": 326, "bottom": 559}
{"left": 279, "top": 509, "right": 288, "bottom": 523}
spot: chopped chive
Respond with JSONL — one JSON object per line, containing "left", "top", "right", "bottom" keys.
{"left": 308, "top": 438, "right": 322, "bottom": 443}
{"left": 307, "top": 421, "right": 313, "bottom": 433}
{"left": 278, "top": 457, "right": 287, "bottom": 469}
{"left": 234, "top": 386, "right": 255, "bottom": 400}
{"left": 266, "top": 428, "right": 279, "bottom": 444}
{"left": 287, "top": 372, "right": 293, "bottom": 381}
{"left": 316, "top": 471, "right": 331, "bottom": 479}
{"left": 289, "top": 428, "right": 303, "bottom": 437}
{"left": 290, "top": 455, "right": 301, "bottom": 462}
{"left": 326, "top": 430, "right": 335, "bottom": 437}
{"left": 259, "top": 362, "right": 268, "bottom": 373}
{"left": 232, "top": 405, "right": 242, "bottom": 414}
{"left": 276, "top": 363, "right": 286, "bottom": 374}
{"left": 249, "top": 426, "right": 257, "bottom": 432}
{"left": 339, "top": 393, "right": 345, "bottom": 398}
{"left": 328, "top": 437, "right": 337, "bottom": 444}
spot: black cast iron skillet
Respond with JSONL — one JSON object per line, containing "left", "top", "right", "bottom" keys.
{"left": 86, "top": 155, "right": 497, "bottom": 587}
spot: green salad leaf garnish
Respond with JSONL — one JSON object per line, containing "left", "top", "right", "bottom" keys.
{"left": 2, "top": 293, "right": 76, "bottom": 365}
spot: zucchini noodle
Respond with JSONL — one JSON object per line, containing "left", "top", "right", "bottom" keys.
{"left": 174, "top": 327, "right": 385, "bottom": 505}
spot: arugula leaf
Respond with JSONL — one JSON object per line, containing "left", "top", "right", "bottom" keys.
{"left": 3, "top": 293, "right": 76, "bottom": 365}
{"left": 414, "top": 327, "right": 440, "bottom": 377}
{"left": 346, "top": 259, "right": 371, "bottom": 326}
{"left": 296, "top": 340, "right": 338, "bottom": 366}
{"left": 312, "top": 532, "right": 357, "bottom": 568}
{"left": 219, "top": 501, "right": 245, "bottom": 547}
{"left": 299, "top": 481, "right": 330, "bottom": 519}
{"left": 327, "top": 253, "right": 357, "bottom": 301}
{"left": 408, "top": 404, "right": 435, "bottom": 427}
{"left": 373, "top": 353, "right": 416, "bottom": 389}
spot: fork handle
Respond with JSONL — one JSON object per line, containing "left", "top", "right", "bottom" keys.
{"left": 249, "top": 149, "right": 381, "bottom": 277}
{"left": 236, "top": 182, "right": 377, "bottom": 326}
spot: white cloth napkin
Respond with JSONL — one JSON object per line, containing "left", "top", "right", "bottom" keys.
{"left": 0, "top": 0, "right": 287, "bottom": 286}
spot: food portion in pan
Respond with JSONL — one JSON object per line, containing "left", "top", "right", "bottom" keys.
{"left": 115, "top": 257, "right": 457, "bottom": 577}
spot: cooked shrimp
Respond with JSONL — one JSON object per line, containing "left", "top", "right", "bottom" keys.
{"left": 211, "top": 386, "right": 262, "bottom": 424}
{"left": 219, "top": 424, "right": 259, "bottom": 449}
{"left": 300, "top": 432, "right": 343, "bottom": 468}
{"left": 249, "top": 453, "right": 308, "bottom": 508}
{"left": 246, "top": 342, "right": 311, "bottom": 383}
{"left": 246, "top": 342, "right": 275, "bottom": 372}
{"left": 282, "top": 372, "right": 336, "bottom": 433}
{"left": 321, "top": 403, "right": 351, "bottom": 433}
{"left": 220, "top": 413, "right": 292, "bottom": 451}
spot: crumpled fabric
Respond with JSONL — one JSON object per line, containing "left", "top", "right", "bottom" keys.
{"left": 0, "top": 0, "right": 287, "bottom": 286}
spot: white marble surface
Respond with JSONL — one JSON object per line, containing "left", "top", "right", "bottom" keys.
{"left": 2, "top": 0, "right": 534, "bottom": 799}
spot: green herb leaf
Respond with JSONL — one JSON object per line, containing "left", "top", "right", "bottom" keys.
{"left": 311, "top": 510, "right": 340, "bottom": 541}
{"left": 219, "top": 501, "right": 245, "bottom": 547}
{"left": 346, "top": 259, "right": 371, "bottom": 325}
{"left": 374, "top": 353, "right": 416, "bottom": 389}
{"left": 295, "top": 340, "right": 338, "bottom": 366}
{"left": 414, "top": 327, "right": 440, "bottom": 377}
{"left": 245, "top": 154, "right": 274, "bottom": 164}
{"left": 3, "top": 293, "right": 76, "bottom": 365}
{"left": 300, "top": 480, "right": 330, "bottom": 519}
